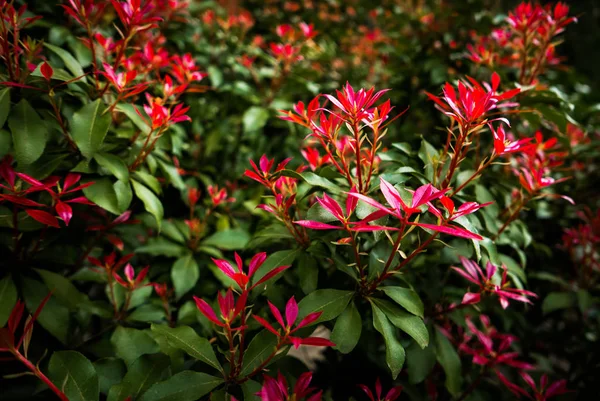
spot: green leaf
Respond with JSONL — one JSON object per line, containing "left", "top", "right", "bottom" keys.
{"left": 136, "top": 237, "right": 186, "bottom": 257}
{"left": 241, "top": 380, "right": 261, "bottom": 401}
{"left": 202, "top": 229, "right": 250, "bottom": 250}
{"left": 35, "top": 269, "right": 86, "bottom": 309}
{"left": 150, "top": 324, "right": 222, "bottom": 372}
{"left": 71, "top": 99, "right": 111, "bottom": 159}
{"left": 301, "top": 172, "right": 343, "bottom": 195}
{"left": 94, "top": 358, "right": 126, "bottom": 395}
{"left": 8, "top": 99, "right": 48, "bottom": 164}
{"left": 372, "top": 299, "right": 429, "bottom": 348}
{"left": 22, "top": 278, "right": 69, "bottom": 344}
{"left": 381, "top": 287, "right": 424, "bottom": 318}
{"left": 111, "top": 327, "right": 159, "bottom": 366}
{"left": 297, "top": 289, "right": 354, "bottom": 325}
{"left": 134, "top": 171, "right": 162, "bottom": 195}
{"left": 0, "top": 87, "right": 10, "bottom": 127}
{"left": 0, "top": 129, "right": 11, "bottom": 158}
{"left": 406, "top": 342, "right": 436, "bottom": 384}
{"left": 331, "top": 301, "right": 362, "bottom": 354}
{"left": 139, "top": 371, "right": 223, "bottom": 401}
{"left": 114, "top": 180, "right": 133, "bottom": 212}
{"left": 45, "top": 43, "right": 85, "bottom": 77}
{"left": 107, "top": 354, "right": 170, "bottom": 401}
{"left": 132, "top": 180, "right": 164, "bottom": 230}
{"left": 243, "top": 106, "right": 269, "bottom": 133}
{"left": 48, "top": 351, "right": 99, "bottom": 401}
{"left": 252, "top": 249, "right": 300, "bottom": 288}
{"left": 82, "top": 178, "right": 121, "bottom": 215}
{"left": 240, "top": 329, "right": 278, "bottom": 377}
{"left": 114, "top": 103, "right": 150, "bottom": 132}
{"left": 171, "top": 254, "right": 199, "bottom": 299}
{"left": 434, "top": 327, "right": 462, "bottom": 395}
{"left": 0, "top": 276, "right": 17, "bottom": 326}
{"left": 542, "top": 292, "right": 575, "bottom": 315}
{"left": 480, "top": 238, "right": 501, "bottom": 266}
{"left": 95, "top": 152, "right": 129, "bottom": 181}
{"left": 371, "top": 302, "right": 405, "bottom": 379}
{"left": 297, "top": 253, "right": 318, "bottom": 294}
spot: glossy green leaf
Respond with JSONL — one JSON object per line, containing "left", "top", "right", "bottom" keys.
{"left": 115, "top": 103, "right": 150, "bottom": 132}
{"left": 371, "top": 302, "right": 405, "bottom": 379}
{"left": 150, "top": 324, "right": 222, "bottom": 372}
{"left": 95, "top": 152, "right": 129, "bottom": 181}
{"left": 380, "top": 286, "right": 425, "bottom": 318}
{"left": 45, "top": 43, "right": 85, "bottom": 77}
{"left": 202, "top": 228, "right": 250, "bottom": 250}
{"left": 240, "top": 329, "right": 278, "bottom": 377}
{"left": 331, "top": 301, "right": 362, "bottom": 354}
{"left": 434, "top": 327, "right": 462, "bottom": 395}
{"left": 83, "top": 178, "right": 121, "bottom": 215}
{"left": 171, "top": 254, "right": 199, "bottom": 299}
{"left": 94, "top": 358, "right": 126, "bottom": 395}
{"left": 243, "top": 106, "right": 269, "bottom": 133}
{"left": 0, "top": 129, "right": 11, "bottom": 158}
{"left": 107, "top": 354, "right": 170, "bottom": 401}
{"left": 71, "top": 99, "right": 111, "bottom": 159}
{"left": 252, "top": 249, "right": 300, "bottom": 288}
{"left": 132, "top": 179, "right": 164, "bottom": 230}
{"left": 297, "top": 289, "right": 354, "bottom": 325}
{"left": 22, "top": 278, "right": 69, "bottom": 344}
{"left": 0, "top": 87, "right": 10, "bottom": 127}
{"left": 48, "top": 351, "right": 99, "bottom": 401}
{"left": 406, "top": 342, "right": 436, "bottom": 384}
{"left": 111, "top": 327, "right": 159, "bottom": 366}
{"left": 35, "top": 268, "right": 86, "bottom": 309}
{"left": 372, "top": 299, "right": 429, "bottom": 348}
{"left": 139, "top": 371, "right": 223, "bottom": 401}
{"left": 0, "top": 276, "right": 17, "bottom": 326}
{"left": 542, "top": 292, "right": 575, "bottom": 315}
{"left": 8, "top": 99, "right": 48, "bottom": 164}
{"left": 134, "top": 171, "right": 162, "bottom": 195}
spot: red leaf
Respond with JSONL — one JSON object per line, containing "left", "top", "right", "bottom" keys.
{"left": 0, "top": 194, "right": 44, "bottom": 207}
{"left": 414, "top": 222, "right": 483, "bottom": 240}
{"left": 55, "top": 202, "right": 73, "bottom": 225}
{"left": 41, "top": 62, "right": 53, "bottom": 81}
{"left": 26, "top": 209, "right": 60, "bottom": 228}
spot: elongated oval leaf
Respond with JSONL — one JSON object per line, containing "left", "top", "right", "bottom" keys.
{"left": 372, "top": 299, "right": 429, "bottom": 348}
{"left": 240, "top": 329, "right": 278, "bottom": 377}
{"left": 139, "top": 371, "right": 223, "bottom": 401}
{"left": 434, "top": 327, "right": 463, "bottom": 395}
{"left": 381, "top": 286, "right": 425, "bottom": 318}
{"left": 71, "top": 99, "right": 111, "bottom": 159}
{"left": 111, "top": 327, "right": 159, "bottom": 366}
{"left": 0, "top": 87, "right": 10, "bottom": 127}
{"left": 107, "top": 354, "right": 170, "bottom": 401}
{"left": 82, "top": 178, "right": 120, "bottom": 215}
{"left": 45, "top": 43, "right": 85, "bottom": 77}
{"left": 0, "top": 276, "right": 17, "bottom": 326}
{"left": 170, "top": 254, "right": 199, "bottom": 299}
{"left": 150, "top": 324, "right": 222, "bottom": 372}
{"left": 94, "top": 153, "right": 129, "bottom": 181}
{"left": 202, "top": 229, "right": 250, "bottom": 250}
{"left": 331, "top": 301, "right": 362, "bottom": 354}
{"left": 132, "top": 179, "right": 164, "bottom": 230}
{"left": 371, "top": 302, "right": 405, "bottom": 379}
{"left": 8, "top": 99, "right": 48, "bottom": 164}
{"left": 48, "top": 351, "right": 99, "bottom": 401}
{"left": 297, "top": 289, "right": 354, "bottom": 324}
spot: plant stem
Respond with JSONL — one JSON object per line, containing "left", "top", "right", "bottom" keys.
{"left": 14, "top": 351, "right": 69, "bottom": 401}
